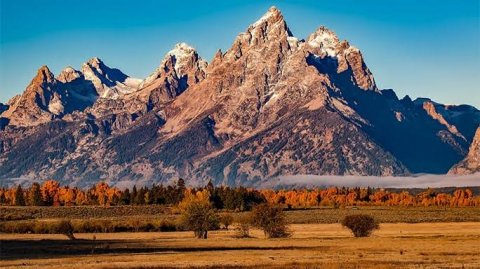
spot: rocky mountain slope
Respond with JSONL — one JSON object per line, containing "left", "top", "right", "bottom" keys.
{"left": 0, "top": 7, "right": 478, "bottom": 187}
{"left": 449, "top": 127, "right": 480, "bottom": 174}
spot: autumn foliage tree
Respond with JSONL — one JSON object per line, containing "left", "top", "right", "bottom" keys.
{"left": 179, "top": 189, "right": 219, "bottom": 239}
{"left": 41, "top": 180, "right": 60, "bottom": 206}
{"left": 2, "top": 179, "right": 479, "bottom": 208}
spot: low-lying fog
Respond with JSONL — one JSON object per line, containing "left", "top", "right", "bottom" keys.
{"left": 259, "top": 174, "right": 480, "bottom": 189}
{"left": 2, "top": 173, "right": 479, "bottom": 189}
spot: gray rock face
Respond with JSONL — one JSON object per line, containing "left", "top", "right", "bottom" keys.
{"left": 0, "top": 6, "right": 477, "bottom": 187}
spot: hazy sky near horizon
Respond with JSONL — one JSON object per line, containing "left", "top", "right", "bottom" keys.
{"left": 1, "top": 0, "right": 479, "bottom": 107}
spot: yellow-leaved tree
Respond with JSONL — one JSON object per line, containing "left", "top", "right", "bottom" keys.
{"left": 179, "top": 189, "right": 219, "bottom": 239}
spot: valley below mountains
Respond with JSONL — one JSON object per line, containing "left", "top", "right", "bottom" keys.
{"left": 1, "top": 7, "right": 479, "bottom": 187}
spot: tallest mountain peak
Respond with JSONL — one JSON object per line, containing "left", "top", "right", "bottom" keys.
{"left": 266, "top": 6, "right": 282, "bottom": 16}
{"left": 251, "top": 6, "right": 285, "bottom": 28}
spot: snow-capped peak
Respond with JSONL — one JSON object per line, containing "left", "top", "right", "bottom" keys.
{"left": 138, "top": 42, "right": 207, "bottom": 92}
{"left": 82, "top": 57, "right": 105, "bottom": 75}
{"left": 86, "top": 57, "right": 103, "bottom": 67}
{"left": 63, "top": 66, "right": 76, "bottom": 73}
{"left": 307, "top": 26, "right": 340, "bottom": 57}
{"left": 80, "top": 57, "right": 137, "bottom": 99}
{"left": 57, "top": 66, "right": 82, "bottom": 83}
{"left": 165, "top": 42, "right": 198, "bottom": 74}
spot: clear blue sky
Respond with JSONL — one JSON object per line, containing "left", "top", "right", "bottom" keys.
{"left": 1, "top": 0, "right": 479, "bottom": 107}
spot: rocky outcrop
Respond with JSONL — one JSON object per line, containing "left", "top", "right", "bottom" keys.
{"left": 449, "top": 127, "right": 480, "bottom": 174}
{"left": 306, "top": 26, "right": 377, "bottom": 91}
{"left": 2, "top": 66, "right": 59, "bottom": 126}
{"left": 134, "top": 43, "right": 207, "bottom": 109}
{"left": 414, "top": 98, "right": 480, "bottom": 143}
{"left": 81, "top": 57, "right": 141, "bottom": 99}
{"left": 1, "top": 59, "right": 141, "bottom": 127}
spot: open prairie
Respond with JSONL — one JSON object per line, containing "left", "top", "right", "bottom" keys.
{"left": 1, "top": 222, "right": 479, "bottom": 269}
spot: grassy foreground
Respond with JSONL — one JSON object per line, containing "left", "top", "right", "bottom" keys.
{"left": 1, "top": 222, "right": 479, "bottom": 268}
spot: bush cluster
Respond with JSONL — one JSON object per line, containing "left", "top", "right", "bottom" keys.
{"left": 0, "top": 219, "right": 180, "bottom": 234}
{"left": 250, "top": 203, "right": 291, "bottom": 238}
{"left": 341, "top": 214, "right": 379, "bottom": 237}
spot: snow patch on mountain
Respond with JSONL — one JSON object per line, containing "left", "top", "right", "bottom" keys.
{"left": 166, "top": 43, "right": 198, "bottom": 74}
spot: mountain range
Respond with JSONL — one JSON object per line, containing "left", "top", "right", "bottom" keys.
{"left": 1, "top": 7, "right": 479, "bottom": 187}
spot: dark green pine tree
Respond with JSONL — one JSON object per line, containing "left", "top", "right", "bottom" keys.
{"left": 14, "top": 185, "right": 26, "bottom": 206}
{"left": 0, "top": 191, "right": 6, "bottom": 204}
{"left": 120, "top": 188, "right": 131, "bottom": 205}
{"left": 28, "top": 183, "right": 43, "bottom": 206}
{"left": 135, "top": 187, "right": 146, "bottom": 205}
{"left": 131, "top": 185, "right": 138, "bottom": 204}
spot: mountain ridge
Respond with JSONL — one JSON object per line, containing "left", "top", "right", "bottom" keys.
{"left": 0, "top": 6, "right": 478, "bottom": 187}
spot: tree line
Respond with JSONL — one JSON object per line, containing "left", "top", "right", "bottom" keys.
{"left": 1, "top": 179, "right": 479, "bottom": 208}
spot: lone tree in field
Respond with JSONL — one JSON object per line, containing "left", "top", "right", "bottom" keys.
{"left": 342, "top": 214, "right": 379, "bottom": 237}
{"left": 179, "top": 189, "right": 219, "bottom": 239}
{"left": 250, "top": 203, "right": 291, "bottom": 238}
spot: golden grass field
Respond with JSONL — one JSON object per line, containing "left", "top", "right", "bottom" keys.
{"left": 1, "top": 222, "right": 480, "bottom": 269}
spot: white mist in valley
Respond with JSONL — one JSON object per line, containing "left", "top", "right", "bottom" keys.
{"left": 260, "top": 173, "right": 480, "bottom": 189}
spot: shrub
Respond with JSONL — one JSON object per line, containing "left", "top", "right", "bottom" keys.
{"left": 73, "top": 220, "right": 104, "bottom": 233}
{"left": 0, "top": 221, "right": 34, "bottom": 233}
{"left": 138, "top": 222, "right": 156, "bottom": 232}
{"left": 219, "top": 213, "right": 234, "bottom": 230}
{"left": 158, "top": 220, "right": 177, "bottom": 232}
{"left": 33, "top": 221, "right": 50, "bottom": 234}
{"left": 250, "top": 203, "right": 291, "bottom": 238}
{"left": 342, "top": 214, "right": 379, "bottom": 237}
{"left": 31, "top": 220, "right": 75, "bottom": 240}
{"left": 1, "top": 219, "right": 179, "bottom": 234}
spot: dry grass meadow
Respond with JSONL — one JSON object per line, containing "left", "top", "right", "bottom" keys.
{"left": 1, "top": 222, "right": 480, "bottom": 269}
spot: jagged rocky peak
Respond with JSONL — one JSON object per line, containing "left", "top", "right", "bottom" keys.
{"left": 248, "top": 6, "right": 292, "bottom": 40}
{"left": 81, "top": 57, "right": 140, "bottom": 99}
{"left": 1, "top": 65, "right": 59, "bottom": 126}
{"left": 81, "top": 57, "right": 113, "bottom": 80}
{"left": 140, "top": 42, "right": 207, "bottom": 88}
{"left": 222, "top": 6, "right": 296, "bottom": 63}
{"left": 307, "top": 26, "right": 341, "bottom": 57}
{"left": 23, "top": 65, "right": 57, "bottom": 100}
{"left": 133, "top": 43, "right": 207, "bottom": 108}
{"left": 57, "top": 66, "right": 83, "bottom": 83}
{"left": 306, "top": 25, "right": 377, "bottom": 91}
{"left": 32, "top": 65, "right": 56, "bottom": 86}
{"left": 167, "top": 42, "right": 207, "bottom": 75}
{"left": 86, "top": 56, "right": 102, "bottom": 67}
